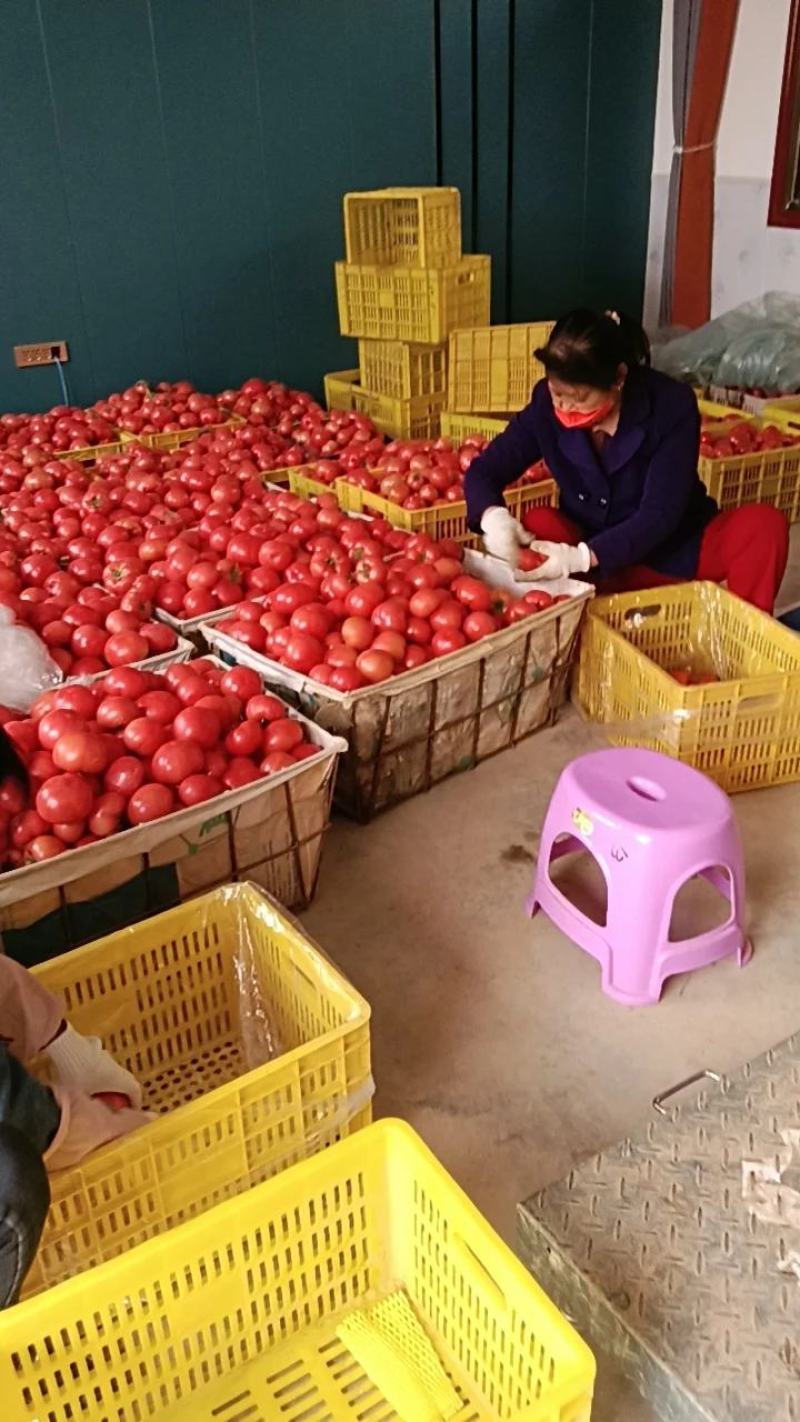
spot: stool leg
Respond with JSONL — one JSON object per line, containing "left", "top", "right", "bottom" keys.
{"left": 525, "top": 830, "right": 582, "bottom": 917}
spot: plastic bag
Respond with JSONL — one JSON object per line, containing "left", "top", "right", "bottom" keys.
{"left": 0, "top": 607, "right": 62, "bottom": 711}
{"left": 652, "top": 292, "right": 800, "bottom": 394}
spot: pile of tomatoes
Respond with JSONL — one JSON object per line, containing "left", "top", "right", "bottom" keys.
{"left": 211, "top": 491, "right": 565, "bottom": 692}
{"left": 333, "top": 434, "right": 547, "bottom": 509}
{"left": 90, "top": 381, "right": 226, "bottom": 437}
{"left": 0, "top": 661, "right": 320, "bottom": 868}
{"left": 0, "top": 407, "right": 118, "bottom": 458}
{"left": 699, "top": 417, "right": 800, "bottom": 459}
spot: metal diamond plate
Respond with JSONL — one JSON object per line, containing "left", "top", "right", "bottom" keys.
{"left": 518, "top": 1030, "right": 800, "bottom": 1422}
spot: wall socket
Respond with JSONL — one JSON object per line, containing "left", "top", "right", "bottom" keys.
{"left": 14, "top": 341, "right": 69, "bottom": 368}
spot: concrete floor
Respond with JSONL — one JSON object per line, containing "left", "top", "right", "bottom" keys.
{"left": 302, "top": 535, "right": 800, "bottom": 1422}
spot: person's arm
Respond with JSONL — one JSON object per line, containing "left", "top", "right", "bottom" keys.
{"left": 587, "top": 402, "right": 701, "bottom": 575}
{"left": 464, "top": 401, "right": 543, "bottom": 531}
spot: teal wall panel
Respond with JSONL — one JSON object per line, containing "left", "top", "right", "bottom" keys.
{"left": 0, "top": 0, "right": 661, "bottom": 412}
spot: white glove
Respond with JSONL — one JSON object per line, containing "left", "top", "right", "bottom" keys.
{"left": 530, "top": 540, "right": 593, "bottom": 580}
{"left": 480, "top": 506, "right": 531, "bottom": 568}
{"left": 45, "top": 1023, "right": 144, "bottom": 1108}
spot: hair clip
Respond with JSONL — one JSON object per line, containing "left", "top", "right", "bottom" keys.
{"left": 604, "top": 309, "right": 621, "bottom": 325}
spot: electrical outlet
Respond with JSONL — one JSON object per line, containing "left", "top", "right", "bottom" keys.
{"left": 13, "top": 341, "right": 69, "bottom": 368}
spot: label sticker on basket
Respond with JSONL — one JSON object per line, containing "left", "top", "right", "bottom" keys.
{"left": 572, "top": 807, "right": 594, "bottom": 837}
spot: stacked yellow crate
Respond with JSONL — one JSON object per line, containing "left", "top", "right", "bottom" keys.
{"left": 330, "top": 186, "right": 491, "bottom": 439}
{"left": 442, "top": 319, "right": 555, "bottom": 441}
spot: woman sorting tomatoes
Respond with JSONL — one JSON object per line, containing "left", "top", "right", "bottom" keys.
{"left": 465, "top": 309, "right": 789, "bottom": 613}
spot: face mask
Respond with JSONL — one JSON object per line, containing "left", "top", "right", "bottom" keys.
{"left": 553, "top": 394, "right": 616, "bottom": 429}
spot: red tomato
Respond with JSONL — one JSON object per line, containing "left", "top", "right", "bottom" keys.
{"left": 174, "top": 675, "right": 213, "bottom": 707}
{"left": 96, "top": 696, "right": 139, "bottom": 730}
{"left": 26, "top": 835, "right": 64, "bottom": 862}
{"left": 0, "top": 778, "right": 26, "bottom": 815}
{"left": 372, "top": 630, "right": 405, "bottom": 661}
{"left": 105, "top": 631, "right": 149, "bottom": 667}
{"left": 517, "top": 548, "right": 547, "bottom": 573}
{"left": 71, "top": 624, "right": 108, "bottom": 659}
{"left": 173, "top": 706, "right": 220, "bottom": 749}
{"left": 356, "top": 649, "right": 395, "bottom": 684}
{"left": 430, "top": 600, "right": 464, "bottom": 631}
{"left": 404, "top": 645, "right": 431, "bottom": 670}
{"left": 123, "top": 717, "right": 170, "bottom": 757}
{"left": 264, "top": 718, "right": 304, "bottom": 752}
{"left": 53, "top": 685, "right": 98, "bottom": 719}
{"left": 245, "top": 694, "right": 286, "bottom": 723}
{"left": 220, "top": 666, "right": 262, "bottom": 702}
{"left": 95, "top": 790, "right": 126, "bottom": 818}
{"left": 194, "top": 694, "right": 235, "bottom": 731}
{"left": 88, "top": 805, "right": 121, "bottom": 838}
{"left": 28, "top": 749, "right": 57, "bottom": 783}
{"left": 292, "top": 742, "right": 319, "bottom": 762}
{"left": 431, "top": 628, "right": 467, "bottom": 656}
{"left": 372, "top": 598, "right": 408, "bottom": 633}
{"left": 52, "top": 730, "right": 108, "bottom": 774}
{"left": 36, "top": 773, "right": 93, "bottom": 824}
{"left": 177, "top": 774, "right": 223, "bottom": 806}
{"left": 409, "top": 587, "right": 447, "bottom": 619}
{"left": 38, "top": 710, "right": 83, "bottom": 751}
{"left": 223, "top": 757, "right": 262, "bottom": 789}
{"left": 137, "top": 689, "right": 181, "bottom": 723}
{"left": 104, "top": 755, "right": 146, "bottom": 796}
{"left": 260, "top": 750, "right": 296, "bottom": 773}
{"left": 341, "top": 616, "right": 374, "bottom": 651}
{"left": 128, "top": 782, "right": 175, "bottom": 824}
{"left": 103, "top": 667, "right": 150, "bottom": 699}
{"left": 225, "top": 720, "right": 263, "bottom": 757}
{"left": 139, "top": 622, "right": 176, "bottom": 653}
{"left": 463, "top": 611, "right": 499, "bottom": 641}
{"left": 11, "top": 810, "right": 48, "bottom": 849}
{"left": 290, "top": 603, "right": 334, "bottom": 639}
{"left": 329, "top": 666, "right": 366, "bottom": 692}
{"left": 451, "top": 575, "right": 492, "bottom": 612}
{"left": 4, "top": 720, "right": 39, "bottom": 756}
{"left": 345, "top": 583, "right": 384, "bottom": 617}
{"left": 283, "top": 632, "right": 324, "bottom": 674}
{"left": 151, "top": 740, "right": 205, "bottom": 785}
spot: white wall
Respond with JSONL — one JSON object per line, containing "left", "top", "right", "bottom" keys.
{"left": 644, "top": 0, "right": 800, "bottom": 329}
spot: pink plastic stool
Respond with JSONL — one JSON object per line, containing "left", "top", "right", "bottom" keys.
{"left": 526, "top": 747, "right": 751, "bottom": 1005}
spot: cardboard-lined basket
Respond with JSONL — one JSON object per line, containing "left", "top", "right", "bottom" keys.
{"left": 0, "top": 672, "right": 346, "bottom": 960}
{"left": 204, "top": 556, "right": 592, "bottom": 820}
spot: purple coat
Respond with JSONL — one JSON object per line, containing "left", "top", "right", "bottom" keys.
{"left": 464, "top": 367, "right": 716, "bottom": 577}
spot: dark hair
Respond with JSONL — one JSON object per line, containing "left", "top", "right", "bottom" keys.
{"left": 535, "top": 308, "right": 650, "bottom": 389}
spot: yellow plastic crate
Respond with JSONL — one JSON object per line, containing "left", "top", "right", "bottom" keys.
{"left": 763, "top": 394, "right": 800, "bottom": 434}
{"left": 338, "top": 474, "right": 557, "bottom": 541}
{"left": 55, "top": 437, "right": 127, "bottom": 463}
{"left": 288, "top": 464, "right": 340, "bottom": 501}
{"left": 575, "top": 580, "right": 800, "bottom": 793}
{"left": 1, "top": 1120, "right": 595, "bottom": 1422}
{"left": 448, "top": 321, "right": 555, "bottom": 412}
{"left": 352, "top": 385, "right": 446, "bottom": 439}
{"left": 20, "top": 882, "right": 372, "bottom": 1299}
{"left": 344, "top": 185, "right": 461, "bottom": 267}
{"left": 136, "top": 417, "right": 242, "bottom": 451}
{"left": 324, "top": 367, "right": 361, "bottom": 411}
{"left": 697, "top": 400, "right": 800, "bottom": 521}
{"left": 358, "top": 337, "right": 448, "bottom": 398}
{"left": 441, "top": 409, "right": 509, "bottom": 440}
{"left": 336, "top": 255, "right": 491, "bottom": 344}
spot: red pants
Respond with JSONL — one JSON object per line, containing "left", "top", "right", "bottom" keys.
{"left": 521, "top": 503, "right": 790, "bottom": 613}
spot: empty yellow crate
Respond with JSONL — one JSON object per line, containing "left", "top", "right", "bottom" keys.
{"left": 338, "top": 475, "right": 557, "bottom": 541}
{"left": 697, "top": 398, "right": 800, "bottom": 521}
{"left": 21, "top": 882, "right": 371, "bottom": 1299}
{"left": 324, "top": 367, "right": 361, "bottom": 411}
{"left": 358, "top": 337, "right": 448, "bottom": 398}
{"left": 448, "top": 321, "right": 555, "bottom": 411}
{"left": 0, "top": 1120, "right": 595, "bottom": 1422}
{"left": 344, "top": 185, "right": 461, "bottom": 267}
{"left": 336, "top": 255, "right": 491, "bottom": 344}
{"left": 441, "top": 409, "right": 510, "bottom": 440}
{"left": 575, "top": 580, "right": 800, "bottom": 793}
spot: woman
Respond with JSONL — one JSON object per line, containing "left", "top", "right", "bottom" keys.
{"left": 465, "top": 308, "right": 789, "bottom": 613}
